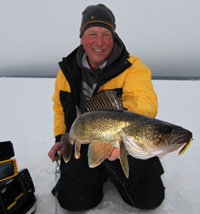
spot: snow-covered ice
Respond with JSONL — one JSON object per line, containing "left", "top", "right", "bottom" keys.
{"left": 0, "top": 78, "right": 199, "bottom": 214}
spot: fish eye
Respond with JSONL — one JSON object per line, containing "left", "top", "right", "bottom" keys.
{"left": 160, "top": 125, "right": 173, "bottom": 134}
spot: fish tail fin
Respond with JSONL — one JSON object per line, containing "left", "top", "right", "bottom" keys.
{"left": 61, "top": 133, "right": 74, "bottom": 163}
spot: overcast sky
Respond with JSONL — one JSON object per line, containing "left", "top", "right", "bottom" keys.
{"left": 0, "top": 0, "right": 200, "bottom": 78}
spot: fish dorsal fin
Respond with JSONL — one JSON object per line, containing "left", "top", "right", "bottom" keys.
{"left": 85, "top": 90, "right": 124, "bottom": 112}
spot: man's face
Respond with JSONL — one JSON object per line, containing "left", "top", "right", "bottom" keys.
{"left": 81, "top": 26, "right": 114, "bottom": 69}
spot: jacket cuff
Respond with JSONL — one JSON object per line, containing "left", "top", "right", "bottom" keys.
{"left": 55, "top": 135, "right": 62, "bottom": 143}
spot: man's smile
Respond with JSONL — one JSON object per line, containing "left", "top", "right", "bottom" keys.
{"left": 93, "top": 49, "right": 104, "bottom": 52}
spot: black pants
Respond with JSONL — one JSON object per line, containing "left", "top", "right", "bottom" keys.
{"left": 53, "top": 145, "right": 165, "bottom": 211}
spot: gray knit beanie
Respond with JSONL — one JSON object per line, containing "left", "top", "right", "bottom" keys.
{"left": 80, "top": 4, "right": 116, "bottom": 37}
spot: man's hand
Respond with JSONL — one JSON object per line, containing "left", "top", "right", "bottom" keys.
{"left": 48, "top": 142, "right": 63, "bottom": 162}
{"left": 107, "top": 147, "right": 120, "bottom": 161}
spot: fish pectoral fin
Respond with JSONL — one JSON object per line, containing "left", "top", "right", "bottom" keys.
{"left": 75, "top": 141, "right": 81, "bottom": 159}
{"left": 61, "top": 133, "right": 73, "bottom": 163}
{"left": 120, "top": 141, "right": 129, "bottom": 178}
{"left": 88, "top": 141, "right": 114, "bottom": 168}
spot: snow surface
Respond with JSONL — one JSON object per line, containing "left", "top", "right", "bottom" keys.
{"left": 0, "top": 78, "right": 199, "bottom": 214}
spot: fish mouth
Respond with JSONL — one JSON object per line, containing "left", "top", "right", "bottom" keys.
{"left": 158, "top": 132, "right": 192, "bottom": 157}
{"left": 172, "top": 132, "right": 192, "bottom": 145}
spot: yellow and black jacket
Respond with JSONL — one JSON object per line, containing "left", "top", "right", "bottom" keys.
{"left": 52, "top": 41, "right": 158, "bottom": 142}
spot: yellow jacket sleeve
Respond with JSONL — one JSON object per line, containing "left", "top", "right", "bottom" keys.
{"left": 52, "top": 69, "right": 71, "bottom": 138}
{"left": 99, "top": 55, "right": 158, "bottom": 118}
{"left": 123, "top": 55, "right": 158, "bottom": 118}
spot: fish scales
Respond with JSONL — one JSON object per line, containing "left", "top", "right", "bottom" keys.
{"left": 71, "top": 111, "right": 131, "bottom": 146}
{"left": 61, "top": 90, "right": 193, "bottom": 178}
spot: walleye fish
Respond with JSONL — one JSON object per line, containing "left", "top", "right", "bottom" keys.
{"left": 62, "top": 90, "right": 192, "bottom": 178}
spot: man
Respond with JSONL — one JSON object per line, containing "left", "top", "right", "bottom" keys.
{"left": 48, "top": 4, "right": 165, "bottom": 212}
